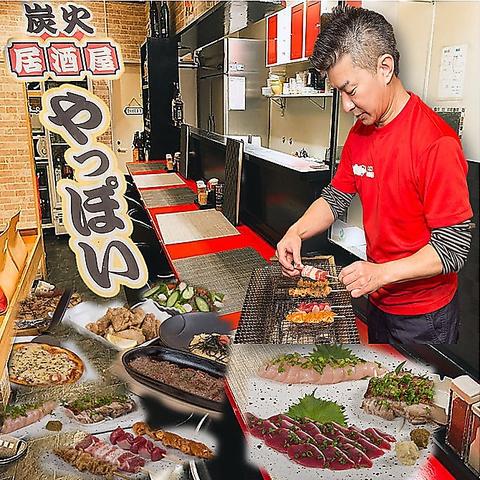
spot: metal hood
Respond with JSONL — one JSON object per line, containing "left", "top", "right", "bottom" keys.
{"left": 179, "top": 1, "right": 283, "bottom": 57}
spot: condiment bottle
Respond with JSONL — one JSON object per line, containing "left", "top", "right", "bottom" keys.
{"left": 467, "top": 402, "right": 480, "bottom": 474}
{"left": 197, "top": 181, "right": 207, "bottom": 206}
{"left": 446, "top": 375, "right": 480, "bottom": 459}
{"left": 173, "top": 152, "right": 181, "bottom": 172}
{"left": 166, "top": 153, "right": 173, "bottom": 171}
{"left": 215, "top": 182, "right": 224, "bottom": 211}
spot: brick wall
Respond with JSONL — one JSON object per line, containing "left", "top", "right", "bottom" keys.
{"left": 0, "top": 1, "right": 147, "bottom": 230}
{"left": 168, "top": 1, "right": 220, "bottom": 34}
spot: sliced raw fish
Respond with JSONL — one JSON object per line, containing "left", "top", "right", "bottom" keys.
{"left": 321, "top": 445, "right": 356, "bottom": 470}
{"left": 363, "top": 427, "right": 392, "bottom": 450}
{"left": 259, "top": 361, "right": 386, "bottom": 385}
{"left": 268, "top": 414, "right": 301, "bottom": 429}
{"left": 287, "top": 443, "right": 326, "bottom": 468}
{"left": 334, "top": 436, "right": 373, "bottom": 468}
{"left": 372, "top": 427, "right": 396, "bottom": 443}
{"left": 264, "top": 427, "right": 296, "bottom": 453}
{"left": 300, "top": 421, "right": 323, "bottom": 438}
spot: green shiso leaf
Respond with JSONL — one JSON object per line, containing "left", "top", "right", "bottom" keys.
{"left": 286, "top": 391, "right": 347, "bottom": 426}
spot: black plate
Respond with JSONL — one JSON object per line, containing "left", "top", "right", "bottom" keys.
{"left": 158, "top": 312, "right": 231, "bottom": 352}
{"left": 122, "top": 345, "right": 226, "bottom": 412}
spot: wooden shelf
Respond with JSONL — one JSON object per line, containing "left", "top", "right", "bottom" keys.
{"left": 0, "top": 231, "right": 45, "bottom": 401}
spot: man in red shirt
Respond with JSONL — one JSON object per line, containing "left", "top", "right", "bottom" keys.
{"left": 276, "top": 6, "right": 473, "bottom": 343}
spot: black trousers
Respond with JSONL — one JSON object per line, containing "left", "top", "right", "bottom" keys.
{"left": 367, "top": 292, "right": 459, "bottom": 344}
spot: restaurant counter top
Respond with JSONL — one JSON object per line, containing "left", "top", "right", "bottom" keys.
{"left": 189, "top": 126, "right": 328, "bottom": 174}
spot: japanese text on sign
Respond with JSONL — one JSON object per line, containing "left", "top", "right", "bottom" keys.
{"left": 40, "top": 85, "right": 148, "bottom": 297}
{"left": 7, "top": 39, "right": 122, "bottom": 81}
{"left": 5, "top": 3, "right": 122, "bottom": 81}
{"left": 24, "top": 2, "right": 95, "bottom": 36}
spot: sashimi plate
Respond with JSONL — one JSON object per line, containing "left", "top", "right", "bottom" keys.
{"left": 239, "top": 345, "right": 439, "bottom": 480}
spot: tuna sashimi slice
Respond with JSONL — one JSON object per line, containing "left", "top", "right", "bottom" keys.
{"left": 300, "top": 421, "right": 323, "bottom": 438}
{"left": 268, "top": 414, "right": 302, "bottom": 429}
{"left": 264, "top": 427, "right": 296, "bottom": 453}
{"left": 372, "top": 427, "right": 396, "bottom": 443}
{"left": 287, "top": 443, "right": 326, "bottom": 468}
{"left": 249, "top": 419, "right": 278, "bottom": 439}
{"left": 321, "top": 445, "right": 356, "bottom": 470}
{"left": 363, "top": 427, "right": 392, "bottom": 450}
{"left": 335, "top": 437, "right": 373, "bottom": 468}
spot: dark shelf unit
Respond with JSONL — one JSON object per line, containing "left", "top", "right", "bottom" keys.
{"left": 141, "top": 37, "right": 180, "bottom": 159}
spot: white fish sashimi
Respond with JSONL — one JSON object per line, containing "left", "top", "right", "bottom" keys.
{"left": 258, "top": 361, "right": 386, "bottom": 385}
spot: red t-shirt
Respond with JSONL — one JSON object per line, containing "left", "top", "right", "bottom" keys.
{"left": 331, "top": 93, "right": 472, "bottom": 315}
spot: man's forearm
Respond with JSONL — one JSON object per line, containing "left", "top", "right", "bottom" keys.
{"left": 383, "top": 244, "right": 443, "bottom": 285}
{"left": 289, "top": 197, "right": 335, "bottom": 240}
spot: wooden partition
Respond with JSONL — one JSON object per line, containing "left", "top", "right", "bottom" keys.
{"left": 0, "top": 230, "right": 45, "bottom": 405}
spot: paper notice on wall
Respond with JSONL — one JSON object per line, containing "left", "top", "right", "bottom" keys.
{"left": 229, "top": 76, "right": 246, "bottom": 110}
{"left": 438, "top": 44, "right": 467, "bottom": 99}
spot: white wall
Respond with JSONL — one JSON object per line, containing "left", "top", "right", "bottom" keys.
{"left": 426, "top": 1, "right": 479, "bottom": 161}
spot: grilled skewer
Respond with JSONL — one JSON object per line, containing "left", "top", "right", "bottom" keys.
{"left": 54, "top": 446, "right": 129, "bottom": 479}
{"left": 132, "top": 422, "right": 214, "bottom": 459}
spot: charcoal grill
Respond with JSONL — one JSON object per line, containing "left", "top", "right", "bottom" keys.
{"left": 234, "top": 256, "right": 360, "bottom": 344}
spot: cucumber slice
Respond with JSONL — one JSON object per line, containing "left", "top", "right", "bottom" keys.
{"left": 214, "top": 292, "right": 225, "bottom": 302}
{"left": 143, "top": 285, "right": 161, "bottom": 297}
{"left": 195, "top": 296, "right": 210, "bottom": 312}
{"left": 166, "top": 290, "right": 180, "bottom": 307}
{"left": 173, "top": 303, "right": 186, "bottom": 313}
{"left": 182, "top": 286, "right": 195, "bottom": 300}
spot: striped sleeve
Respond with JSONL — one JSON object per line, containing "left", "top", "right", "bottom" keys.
{"left": 321, "top": 184, "right": 355, "bottom": 220}
{"left": 429, "top": 220, "right": 473, "bottom": 274}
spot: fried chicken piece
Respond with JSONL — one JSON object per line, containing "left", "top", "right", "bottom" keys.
{"left": 116, "top": 327, "right": 146, "bottom": 344}
{"left": 141, "top": 313, "right": 160, "bottom": 341}
{"left": 86, "top": 311, "right": 113, "bottom": 335}
{"left": 131, "top": 308, "right": 145, "bottom": 327}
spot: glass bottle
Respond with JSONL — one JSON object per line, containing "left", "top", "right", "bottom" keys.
{"left": 150, "top": 1, "right": 160, "bottom": 38}
{"left": 159, "top": 1, "right": 170, "bottom": 38}
{"left": 132, "top": 131, "right": 140, "bottom": 161}
{"left": 446, "top": 375, "right": 480, "bottom": 460}
{"left": 466, "top": 402, "right": 480, "bottom": 474}
{"left": 171, "top": 83, "right": 184, "bottom": 127}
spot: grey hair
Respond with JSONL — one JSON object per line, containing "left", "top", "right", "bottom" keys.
{"left": 310, "top": 5, "right": 400, "bottom": 77}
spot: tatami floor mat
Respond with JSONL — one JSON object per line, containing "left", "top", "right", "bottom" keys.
{"left": 127, "top": 161, "right": 166, "bottom": 174}
{"left": 155, "top": 210, "right": 240, "bottom": 245}
{"left": 172, "top": 248, "right": 268, "bottom": 315}
{"left": 141, "top": 187, "right": 196, "bottom": 208}
{"left": 134, "top": 173, "right": 185, "bottom": 189}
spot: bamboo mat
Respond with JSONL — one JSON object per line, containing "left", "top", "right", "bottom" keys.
{"left": 155, "top": 210, "right": 240, "bottom": 245}
{"left": 141, "top": 187, "right": 196, "bottom": 208}
{"left": 133, "top": 173, "right": 185, "bottom": 189}
{"left": 127, "top": 161, "right": 166, "bottom": 174}
{"left": 172, "top": 247, "right": 268, "bottom": 315}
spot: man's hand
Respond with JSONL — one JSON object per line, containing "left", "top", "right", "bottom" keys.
{"left": 276, "top": 228, "right": 303, "bottom": 277}
{"left": 338, "top": 261, "right": 387, "bottom": 298}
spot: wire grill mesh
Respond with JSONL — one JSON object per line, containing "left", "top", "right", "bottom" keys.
{"left": 234, "top": 256, "right": 360, "bottom": 344}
